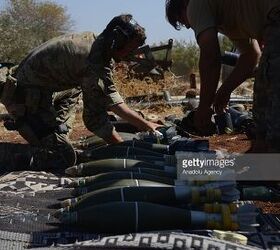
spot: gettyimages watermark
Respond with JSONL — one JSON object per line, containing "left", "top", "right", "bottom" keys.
{"left": 176, "top": 151, "right": 280, "bottom": 181}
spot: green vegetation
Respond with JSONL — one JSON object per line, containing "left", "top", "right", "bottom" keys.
{"left": 0, "top": 0, "right": 72, "bottom": 63}
{"left": 152, "top": 40, "right": 199, "bottom": 77}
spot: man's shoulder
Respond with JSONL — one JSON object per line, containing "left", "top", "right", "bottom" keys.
{"left": 28, "top": 32, "right": 96, "bottom": 58}
{"left": 188, "top": 0, "right": 216, "bottom": 39}
{"left": 50, "top": 32, "right": 96, "bottom": 45}
{"left": 21, "top": 32, "right": 97, "bottom": 70}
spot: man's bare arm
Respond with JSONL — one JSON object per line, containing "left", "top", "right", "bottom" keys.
{"left": 110, "top": 103, "right": 161, "bottom": 132}
{"left": 214, "top": 39, "right": 261, "bottom": 113}
{"left": 221, "top": 40, "right": 260, "bottom": 93}
{"left": 197, "top": 28, "right": 221, "bottom": 109}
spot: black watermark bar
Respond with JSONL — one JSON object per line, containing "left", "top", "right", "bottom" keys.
{"left": 176, "top": 152, "right": 280, "bottom": 181}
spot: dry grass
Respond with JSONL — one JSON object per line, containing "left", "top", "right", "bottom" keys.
{"left": 113, "top": 64, "right": 191, "bottom": 98}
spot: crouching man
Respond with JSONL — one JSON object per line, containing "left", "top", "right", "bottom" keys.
{"left": 0, "top": 14, "right": 161, "bottom": 169}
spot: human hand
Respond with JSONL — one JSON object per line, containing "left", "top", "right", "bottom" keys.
{"left": 146, "top": 121, "right": 164, "bottom": 132}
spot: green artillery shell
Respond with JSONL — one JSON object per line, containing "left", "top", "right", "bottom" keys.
{"left": 136, "top": 168, "right": 176, "bottom": 178}
{"left": 110, "top": 140, "right": 169, "bottom": 155}
{"left": 69, "top": 171, "right": 175, "bottom": 188}
{"left": 77, "top": 132, "right": 138, "bottom": 149}
{"left": 133, "top": 155, "right": 176, "bottom": 167}
{"left": 85, "top": 146, "right": 164, "bottom": 160}
{"left": 58, "top": 202, "right": 242, "bottom": 233}
{"left": 65, "top": 158, "right": 175, "bottom": 177}
{"left": 73, "top": 179, "right": 171, "bottom": 196}
{"left": 60, "top": 201, "right": 191, "bottom": 233}
{"left": 69, "top": 186, "right": 193, "bottom": 211}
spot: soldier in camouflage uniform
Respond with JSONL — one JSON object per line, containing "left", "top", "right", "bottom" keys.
{"left": 166, "top": 0, "right": 280, "bottom": 152}
{"left": 0, "top": 14, "right": 160, "bottom": 169}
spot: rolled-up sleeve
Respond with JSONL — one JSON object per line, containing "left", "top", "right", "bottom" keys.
{"left": 99, "top": 66, "right": 124, "bottom": 107}
{"left": 81, "top": 66, "right": 123, "bottom": 139}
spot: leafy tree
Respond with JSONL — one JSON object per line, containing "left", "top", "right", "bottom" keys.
{"left": 0, "top": 0, "right": 73, "bottom": 63}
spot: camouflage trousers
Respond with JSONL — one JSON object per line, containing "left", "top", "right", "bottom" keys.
{"left": 254, "top": 7, "right": 280, "bottom": 152}
{"left": 5, "top": 86, "right": 82, "bottom": 170}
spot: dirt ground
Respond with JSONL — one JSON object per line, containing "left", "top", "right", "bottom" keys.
{"left": 72, "top": 112, "right": 253, "bottom": 154}
{"left": 0, "top": 110, "right": 252, "bottom": 154}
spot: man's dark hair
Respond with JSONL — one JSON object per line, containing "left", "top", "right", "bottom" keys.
{"left": 104, "top": 14, "right": 146, "bottom": 49}
{"left": 165, "top": 0, "right": 187, "bottom": 30}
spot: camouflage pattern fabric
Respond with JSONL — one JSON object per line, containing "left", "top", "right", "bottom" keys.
{"left": 82, "top": 34, "right": 124, "bottom": 138}
{"left": 254, "top": 7, "right": 280, "bottom": 151}
{"left": 14, "top": 31, "right": 124, "bottom": 138}
{"left": 15, "top": 32, "right": 96, "bottom": 90}
{"left": 15, "top": 88, "right": 80, "bottom": 169}
{"left": 0, "top": 32, "right": 124, "bottom": 169}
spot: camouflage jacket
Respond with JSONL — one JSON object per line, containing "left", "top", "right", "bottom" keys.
{"left": 15, "top": 32, "right": 124, "bottom": 138}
